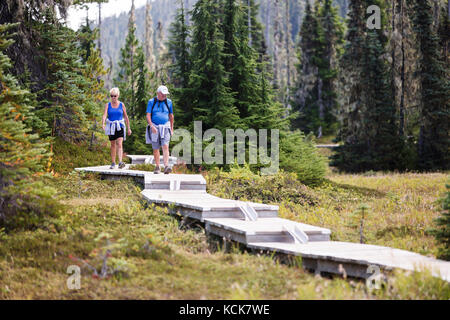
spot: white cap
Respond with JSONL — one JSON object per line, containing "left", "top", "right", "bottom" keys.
{"left": 157, "top": 85, "right": 170, "bottom": 95}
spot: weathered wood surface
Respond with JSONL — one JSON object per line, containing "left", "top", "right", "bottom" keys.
{"left": 75, "top": 162, "right": 450, "bottom": 282}
{"left": 247, "top": 241, "right": 450, "bottom": 281}
{"left": 127, "top": 155, "right": 179, "bottom": 165}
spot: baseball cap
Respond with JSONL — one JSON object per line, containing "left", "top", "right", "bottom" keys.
{"left": 157, "top": 85, "right": 170, "bottom": 95}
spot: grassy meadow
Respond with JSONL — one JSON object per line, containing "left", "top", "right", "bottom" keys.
{"left": 0, "top": 139, "right": 449, "bottom": 299}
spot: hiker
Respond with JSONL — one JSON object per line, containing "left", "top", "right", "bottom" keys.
{"left": 145, "top": 85, "right": 174, "bottom": 174}
{"left": 102, "top": 87, "right": 132, "bottom": 169}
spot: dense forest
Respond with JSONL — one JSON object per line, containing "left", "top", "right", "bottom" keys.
{"left": 0, "top": 0, "right": 449, "bottom": 238}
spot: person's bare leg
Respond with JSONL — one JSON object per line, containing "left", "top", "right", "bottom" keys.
{"left": 162, "top": 144, "right": 169, "bottom": 167}
{"left": 153, "top": 148, "right": 160, "bottom": 167}
{"left": 110, "top": 140, "right": 116, "bottom": 164}
{"left": 116, "top": 138, "right": 123, "bottom": 163}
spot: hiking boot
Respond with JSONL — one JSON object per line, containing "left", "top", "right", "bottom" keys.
{"left": 153, "top": 166, "right": 161, "bottom": 174}
{"left": 109, "top": 163, "right": 116, "bottom": 169}
{"left": 164, "top": 166, "right": 172, "bottom": 174}
{"left": 118, "top": 162, "right": 126, "bottom": 169}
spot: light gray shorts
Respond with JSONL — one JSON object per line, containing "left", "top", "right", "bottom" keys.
{"left": 151, "top": 127, "right": 171, "bottom": 150}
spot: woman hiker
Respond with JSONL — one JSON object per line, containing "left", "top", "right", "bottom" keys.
{"left": 102, "top": 87, "right": 132, "bottom": 169}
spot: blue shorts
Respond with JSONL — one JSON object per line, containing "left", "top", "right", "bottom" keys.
{"left": 150, "top": 127, "right": 171, "bottom": 150}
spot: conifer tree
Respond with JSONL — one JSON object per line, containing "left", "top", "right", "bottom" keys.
{"left": 115, "top": 5, "right": 140, "bottom": 119}
{"left": 413, "top": 0, "right": 450, "bottom": 170}
{"left": 292, "top": 0, "right": 343, "bottom": 137}
{"left": 35, "top": 10, "right": 91, "bottom": 142}
{"left": 188, "top": 0, "right": 239, "bottom": 131}
{"left": 292, "top": 1, "right": 320, "bottom": 133}
{"left": 0, "top": 23, "right": 58, "bottom": 231}
{"left": 316, "top": 0, "right": 344, "bottom": 137}
{"left": 243, "top": 0, "right": 267, "bottom": 63}
{"left": 332, "top": 0, "right": 407, "bottom": 172}
{"left": 78, "top": 17, "right": 107, "bottom": 149}
{"left": 167, "top": 0, "right": 191, "bottom": 127}
{"left": 222, "top": 0, "right": 260, "bottom": 125}
{"left": 124, "top": 45, "right": 151, "bottom": 155}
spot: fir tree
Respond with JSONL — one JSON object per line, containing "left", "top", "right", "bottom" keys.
{"left": 335, "top": 0, "right": 365, "bottom": 148}
{"left": 124, "top": 46, "right": 151, "bottom": 155}
{"left": 188, "top": 0, "right": 239, "bottom": 131}
{"left": 222, "top": 0, "right": 260, "bottom": 126}
{"left": 243, "top": 0, "right": 267, "bottom": 63}
{"left": 0, "top": 23, "right": 59, "bottom": 231}
{"left": 167, "top": 0, "right": 191, "bottom": 127}
{"left": 332, "top": 0, "right": 407, "bottom": 172}
{"left": 78, "top": 17, "right": 108, "bottom": 150}
{"left": 292, "top": 1, "right": 321, "bottom": 133}
{"left": 316, "top": 0, "right": 344, "bottom": 137}
{"left": 292, "top": 0, "right": 344, "bottom": 137}
{"left": 115, "top": 7, "right": 140, "bottom": 119}
{"left": 413, "top": 0, "right": 450, "bottom": 170}
{"left": 35, "top": 10, "right": 91, "bottom": 142}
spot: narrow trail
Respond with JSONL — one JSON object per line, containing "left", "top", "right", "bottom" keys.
{"left": 76, "top": 155, "right": 450, "bottom": 282}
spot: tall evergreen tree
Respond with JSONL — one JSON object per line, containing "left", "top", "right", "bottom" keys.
{"left": 222, "top": 0, "right": 260, "bottom": 126}
{"left": 243, "top": 0, "right": 267, "bottom": 63}
{"left": 167, "top": 0, "right": 191, "bottom": 127}
{"left": 115, "top": 4, "right": 140, "bottom": 119}
{"left": 188, "top": 0, "right": 239, "bottom": 131}
{"left": 332, "top": 0, "right": 407, "bottom": 172}
{"left": 292, "top": 0, "right": 343, "bottom": 137}
{"left": 413, "top": 0, "right": 450, "bottom": 170}
{"left": 35, "top": 10, "right": 91, "bottom": 142}
{"left": 316, "top": 0, "right": 344, "bottom": 137}
{"left": 334, "top": 0, "right": 365, "bottom": 148}
{"left": 0, "top": 23, "right": 58, "bottom": 231}
{"left": 124, "top": 45, "right": 152, "bottom": 155}
{"left": 78, "top": 16, "right": 108, "bottom": 149}
{"left": 292, "top": 1, "right": 321, "bottom": 133}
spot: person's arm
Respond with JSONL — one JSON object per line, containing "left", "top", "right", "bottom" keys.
{"left": 169, "top": 113, "right": 174, "bottom": 134}
{"left": 147, "top": 112, "right": 157, "bottom": 133}
{"left": 122, "top": 103, "right": 132, "bottom": 135}
{"left": 169, "top": 101, "right": 174, "bottom": 134}
{"left": 146, "top": 99, "right": 157, "bottom": 133}
{"left": 102, "top": 103, "right": 108, "bottom": 130}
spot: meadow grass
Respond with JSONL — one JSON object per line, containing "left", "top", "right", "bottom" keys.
{"left": 0, "top": 140, "right": 448, "bottom": 299}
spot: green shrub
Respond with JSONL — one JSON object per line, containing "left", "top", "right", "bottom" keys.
{"left": 431, "top": 181, "right": 450, "bottom": 260}
{"left": 51, "top": 137, "right": 111, "bottom": 174}
{"left": 206, "top": 165, "right": 318, "bottom": 206}
{"left": 279, "top": 131, "right": 327, "bottom": 186}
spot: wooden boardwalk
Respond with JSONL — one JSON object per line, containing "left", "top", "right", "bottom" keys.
{"left": 75, "top": 158, "right": 450, "bottom": 282}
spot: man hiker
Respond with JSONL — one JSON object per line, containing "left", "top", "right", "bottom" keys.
{"left": 146, "top": 85, "right": 174, "bottom": 174}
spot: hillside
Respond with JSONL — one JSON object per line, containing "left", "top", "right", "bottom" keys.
{"left": 96, "top": 0, "right": 348, "bottom": 86}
